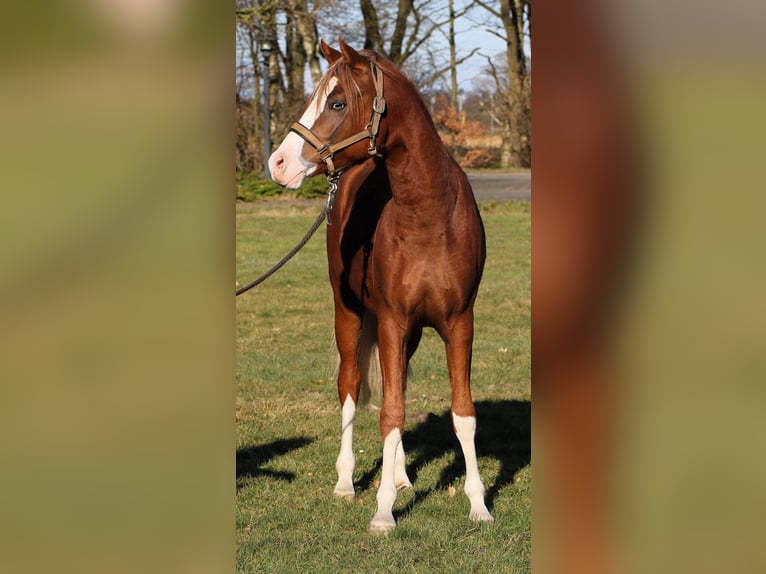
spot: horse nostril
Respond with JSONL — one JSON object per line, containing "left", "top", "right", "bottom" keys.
{"left": 274, "top": 154, "right": 285, "bottom": 173}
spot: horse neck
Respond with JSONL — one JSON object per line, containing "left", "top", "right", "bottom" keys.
{"left": 381, "top": 92, "right": 463, "bottom": 212}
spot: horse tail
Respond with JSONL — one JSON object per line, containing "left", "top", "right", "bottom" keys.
{"left": 357, "top": 312, "right": 382, "bottom": 407}
{"left": 333, "top": 311, "right": 410, "bottom": 409}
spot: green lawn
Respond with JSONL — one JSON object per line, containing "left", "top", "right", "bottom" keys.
{"left": 235, "top": 199, "right": 530, "bottom": 573}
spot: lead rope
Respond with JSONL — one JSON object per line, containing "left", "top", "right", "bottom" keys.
{"left": 235, "top": 173, "right": 338, "bottom": 297}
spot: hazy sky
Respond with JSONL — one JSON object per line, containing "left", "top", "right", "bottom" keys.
{"left": 455, "top": 20, "right": 507, "bottom": 90}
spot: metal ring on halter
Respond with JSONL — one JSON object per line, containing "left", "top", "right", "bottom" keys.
{"left": 325, "top": 175, "right": 339, "bottom": 225}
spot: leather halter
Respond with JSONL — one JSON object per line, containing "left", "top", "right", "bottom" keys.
{"left": 289, "top": 63, "right": 386, "bottom": 177}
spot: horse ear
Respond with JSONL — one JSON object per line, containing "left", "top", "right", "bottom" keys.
{"left": 338, "top": 37, "right": 367, "bottom": 69}
{"left": 320, "top": 39, "right": 341, "bottom": 65}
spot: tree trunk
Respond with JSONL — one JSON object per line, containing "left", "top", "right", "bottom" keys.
{"left": 500, "top": 118, "right": 513, "bottom": 168}
{"left": 497, "top": 0, "right": 530, "bottom": 167}
{"left": 360, "top": 0, "right": 384, "bottom": 53}
{"left": 502, "top": 0, "right": 524, "bottom": 167}
{"left": 290, "top": 0, "right": 322, "bottom": 84}
{"left": 389, "top": 0, "right": 413, "bottom": 64}
{"left": 449, "top": 0, "right": 458, "bottom": 109}
{"left": 246, "top": 20, "right": 263, "bottom": 173}
{"left": 276, "top": 17, "right": 307, "bottom": 144}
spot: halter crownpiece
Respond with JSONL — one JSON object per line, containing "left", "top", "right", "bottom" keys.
{"left": 289, "top": 63, "right": 386, "bottom": 177}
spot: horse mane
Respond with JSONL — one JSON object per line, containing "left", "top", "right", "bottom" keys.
{"left": 361, "top": 52, "right": 435, "bottom": 121}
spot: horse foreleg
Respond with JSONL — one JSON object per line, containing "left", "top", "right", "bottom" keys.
{"left": 369, "top": 318, "right": 408, "bottom": 533}
{"left": 445, "top": 313, "right": 494, "bottom": 523}
{"left": 333, "top": 307, "right": 363, "bottom": 499}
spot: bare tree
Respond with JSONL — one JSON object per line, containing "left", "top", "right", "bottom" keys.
{"left": 355, "top": 0, "right": 476, "bottom": 72}
{"left": 476, "top": 0, "right": 530, "bottom": 167}
{"left": 236, "top": 0, "right": 326, "bottom": 173}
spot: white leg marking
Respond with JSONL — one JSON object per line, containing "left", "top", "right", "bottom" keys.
{"left": 453, "top": 413, "right": 494, "bottom": 523}
{"left": 268, "top": 77, "right": 338, "bottom": 188}
{"left": 369, "top": 428, "right": 401, "bottom": 533}
{"left": 334, "top": 394, "right": 356, "bottom": 498}
{"left": 394, "top": 442, "right": 412, "bottom": 490}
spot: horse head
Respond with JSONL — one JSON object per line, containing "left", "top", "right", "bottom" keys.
{"left": 269, "top": 38, "right": 388, "bottom": 189}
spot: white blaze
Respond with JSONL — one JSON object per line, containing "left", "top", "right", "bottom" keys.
{"left": 268, "top": 77, "right": 338, "bottom": 189}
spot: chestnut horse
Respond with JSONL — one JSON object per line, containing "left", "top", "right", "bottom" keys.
{"left": 268, "top": 39, "right": 493, "bottom": 532}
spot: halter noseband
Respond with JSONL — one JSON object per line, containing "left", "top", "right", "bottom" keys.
{"left": 289, "top": 63, "right": 386, "bottom": 177}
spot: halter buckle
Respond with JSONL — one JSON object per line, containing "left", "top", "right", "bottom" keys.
{"left": 373, "top": 96, "right": 386, "bottom": 114}
{"left": 317, "top": 145, "right": 333, "bottom": 163}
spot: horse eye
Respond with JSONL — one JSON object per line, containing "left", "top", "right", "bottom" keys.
{"left": 329, "top": 101, "right": 346, "bottom": 111}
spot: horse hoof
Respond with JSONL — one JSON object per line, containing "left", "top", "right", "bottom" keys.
{"left": 333, "top": 486, "right": 355, "bottom": 499}
{"left": 369, "top": 510, "right": 396, "bottom": 534}
{"left": 469, "top": 509, "right": 495, "bottom": 523}
{"left": 368, "top": 520, "right": 396, "bottom": 534}
{"left": 395, "top": 479, "right": 413, "bottom": 490}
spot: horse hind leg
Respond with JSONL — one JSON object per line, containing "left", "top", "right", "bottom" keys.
{"left": 393, "top": 326, "right": 421, "bottom": 491}
{"left": 444, "top": 314, "right": 494, "bottom": 523}
{"left": 394, "top": 441, "right": 412, "bottom": 490}
{"left": 334, "top": 393, "right": 357, "bottom": 499}
{"left": 453, "top": 412, "right": 494, "bottom": 523}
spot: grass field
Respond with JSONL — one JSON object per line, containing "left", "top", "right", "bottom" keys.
{"left": 235, "top": 198, "right": 530, "bottom": 573}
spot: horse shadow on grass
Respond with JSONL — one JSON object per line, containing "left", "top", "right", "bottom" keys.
{"left": 355, "top": 399, "right": 530, "bottom": 519}
{"left": 236, "top": 437, "right": 314, "bottom": 492}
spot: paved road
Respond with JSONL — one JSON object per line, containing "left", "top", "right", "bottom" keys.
{"left": 467, "top": 172, "right": 530, "bottom": 202}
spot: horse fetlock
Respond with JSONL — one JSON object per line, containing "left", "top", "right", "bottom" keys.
{"left": 335, "top": 454, "right": 355, "bottom": 475}
{"left": 334, "top": 457, "right": 356, "bottom": 499}
{"left": 463, "top": 475, "right": 493, "bottom": 521}
{"left": 374, "top": 478, "right": 398, "bottom": 520}
{"left": 463, "top": 475, "right": 486, "bottom": 499}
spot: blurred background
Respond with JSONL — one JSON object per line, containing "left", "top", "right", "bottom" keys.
{"left": 532, "top": 1, "right": 766, "bottom": 573}
{"left": 0, "top": 1, "right": 232, "bottom": 573}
